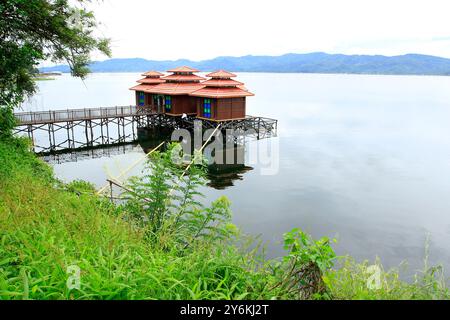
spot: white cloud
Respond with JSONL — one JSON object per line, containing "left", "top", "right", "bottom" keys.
{"left": 86, "top": 0, "right": 450, "bottom": 60}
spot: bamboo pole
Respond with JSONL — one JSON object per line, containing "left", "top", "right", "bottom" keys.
{"left": 100, "top": 123, "right": 222, "bottom": 203}
{"left": 97, "top": 141, "right": 165, "bottom": 195}
{"left": 178, "top": 123, "right": 222, "bottom": 180}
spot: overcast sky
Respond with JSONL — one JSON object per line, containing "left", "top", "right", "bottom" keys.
{"left": 87, "top": 0, "right": 450, "bottom": 61}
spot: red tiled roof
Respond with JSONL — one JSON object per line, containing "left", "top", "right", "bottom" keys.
{"left": 202, "top": 79, "right": 244, "bottom": 87}
{"left": 142, "top": 71, "right": 164, "bottom": 77}
{"left": 130, "top": 84, "right": 158, "bottom": 91}
{"left": 131, "top": 67, "right": 254, "bottom": 98}
{"left": 137, "top": 77, "right": 166, "bottom": 84}
{"left": 206, "top": 70, "right": 237, "bottom": 78}
{"left": 190, "top": 87, "right": 254, "bottom": 98}
{"left": 167, "top": 66, "right": 199, "bottom": 73}
{"left": 161, "top": 74, "right": 206, "bottom": 82}
{"left": 145, "top": 82, "right": 205, "bottom": 95}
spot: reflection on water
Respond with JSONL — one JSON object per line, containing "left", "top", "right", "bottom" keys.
{"left": 42, "top": 127, "right": 255, "bottom": 191}
{"left": 206, "top": 144, "right": 254, "bottom": 190}
{"left": 207, "top": 164, "right": 254, "bottom": 190}
{"left": 42, "top": 142, "right": 141, "bottom": 165}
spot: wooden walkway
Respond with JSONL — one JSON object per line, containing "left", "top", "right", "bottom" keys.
{"left": 15, "top": 106, "right": 155, "bottom": 125}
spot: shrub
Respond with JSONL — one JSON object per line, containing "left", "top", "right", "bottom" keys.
{"left": 0, "top": 107, "right": 16, "bottom": 139}
{"left": 122, "top": 143, "right": 237, "bottom": 250}
{"left": 269, "top": 228, "right": 336, "bottom": 299}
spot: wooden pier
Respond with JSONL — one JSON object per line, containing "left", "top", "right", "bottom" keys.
{"left": 14, "top": 106, "right": 278, "bottom": 153}
{"left": 15, "top": 105, "right": 155, "bottom": 125}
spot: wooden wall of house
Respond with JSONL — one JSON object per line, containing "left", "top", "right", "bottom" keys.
{"left": 171, "top": 96, "right": 197, "bottom": 115}
{"left": 216, "top": 98, "right": 246, "bottom": 120}
{"left": 196, "top": 98, "right": 201, "bottom": 117}
{"left": 146, "top": 93, "right": 153, "bottom": 107}
{"left": 231, "top": 98, "right": 246, "bottom": 119}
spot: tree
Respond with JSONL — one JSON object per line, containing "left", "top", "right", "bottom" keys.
{"left": 0, "top": 0, "right": 111, "bottom": 137}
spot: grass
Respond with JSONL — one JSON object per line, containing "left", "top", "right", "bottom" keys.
{"left": 0, "top": 136, "right": 449, "bottom": 300}
{"left": 326, "top": 258, "right": 450, "bottom": 300}
{"left": 0, "top": 137, "right": 282, "bottom": 299}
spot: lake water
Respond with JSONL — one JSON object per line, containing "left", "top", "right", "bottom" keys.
{"left": 22, "top": 73, "right": 450, "bottom": 278}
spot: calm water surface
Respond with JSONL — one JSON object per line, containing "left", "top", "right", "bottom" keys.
{"left": 22, "top": 73, "right": 450, "bottom": 277}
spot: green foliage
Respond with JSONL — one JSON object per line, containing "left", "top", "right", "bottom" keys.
{"left": 283, "top": 228, "right": 336, "bottom": 272}
{"left": 0, "top": 107, "right": 16, "bottom": 138}
{"left": 123, "top": 143, "right": 236, "bottom": 250}
{"left": 326, "top": 257, "right": 450, "bottom": 300}
{"left": 65, "top": 179, "right": 96, "bottom": 195}
{"left": 123, "top": 144, "right": 181, "bottom": 234}
{"left": 0, "top": 136, "right": 53, "bottom": 182}
{"left": 269, "top": 229, "right": 336, "bottom": 299}
{"left": 0, "top": 0, "right": 111, "bottom": 135}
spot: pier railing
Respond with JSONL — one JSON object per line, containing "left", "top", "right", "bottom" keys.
{"left": 15, "top": 106, "right": 154, "bottom": 125}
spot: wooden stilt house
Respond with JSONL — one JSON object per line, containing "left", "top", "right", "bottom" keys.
{"left": 130, "top": 67, "right": 254, "bottom": 120}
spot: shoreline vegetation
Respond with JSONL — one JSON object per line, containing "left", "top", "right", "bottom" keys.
{"left": 32, "top": 73, "right": 62, "bottom": 81}
{"left": 33, "top": 77, "right": 56, "bottom": 81}
{"left": 0, "top": 136, "right": 449, "bottom": 300}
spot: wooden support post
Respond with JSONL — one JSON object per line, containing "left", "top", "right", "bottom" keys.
{"left": 100, "top": 118, "right": 105, "bottom": 144}
{"left": 117, "top": 117, "right": 121, "bottom": 142}
{"left": 122, "top": 118, "right": 126, "bottom": 142}
{"left": 66, "top": 122, "right": 71, "bottom": 149}
{"left": 48, "top": 123, "right": 55, "bottom": 151}
{"left": 27, "top": 125, "right": 32, "bottom": 140}
{"left": 106, "top": 119, "right": 110, "bottom": 144}
{"left": 89, "top": 120, "right": 94, "bottom": 146}
{"left": 132, "top": 117, "right": 136, "bottom": 140}
{"left": 109, "top": 180, "right": 113, "bottom": 203}
{"left": 84, "top": 120, "right": 89, "bottom": 147}
{"left": 71, "top": 122, "right": 75, "bottom": 148}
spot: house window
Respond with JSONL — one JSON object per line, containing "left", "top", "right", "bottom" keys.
{"left": 138, "top": 92, "right": 145, "bottom": 107}
{"left": 165, "top": 96, "right": 172, "bottom": 112}
{"left": 203, "top": 98, "right": 211, "bottom": 118}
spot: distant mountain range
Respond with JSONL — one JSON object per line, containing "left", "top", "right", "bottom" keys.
{"left": 39, "top": 52, "right": 450, "bottom": 76}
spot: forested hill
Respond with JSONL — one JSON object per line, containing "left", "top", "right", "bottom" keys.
{"left": 40, "top": 52, "right": 450, "bottom": 75}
